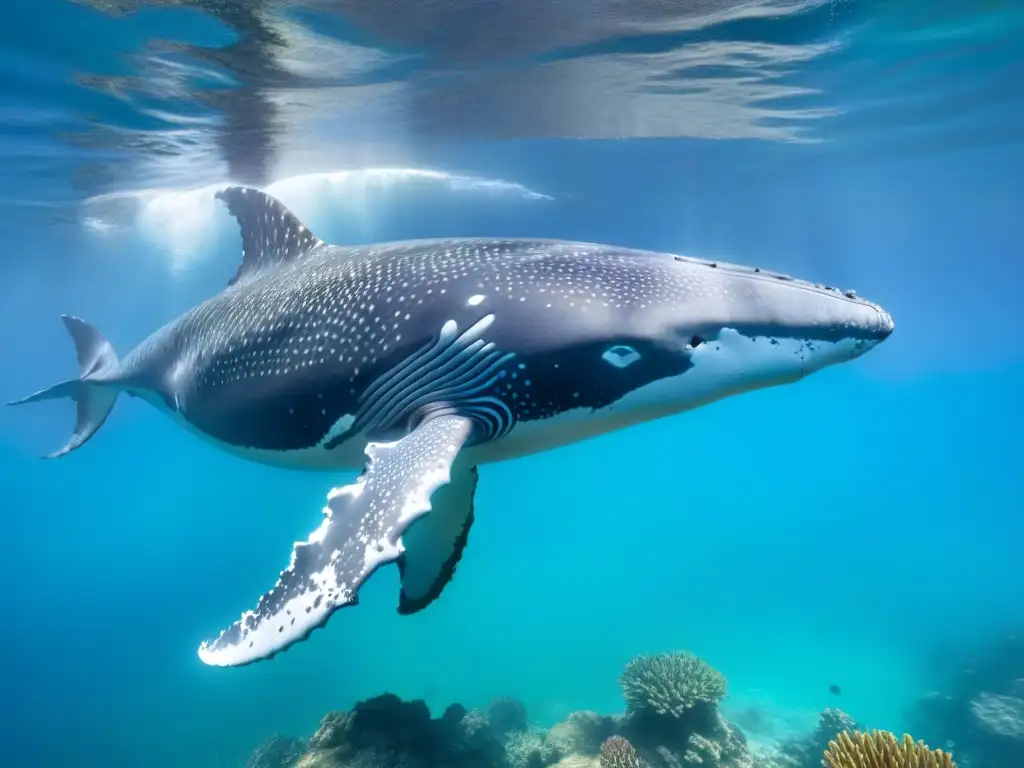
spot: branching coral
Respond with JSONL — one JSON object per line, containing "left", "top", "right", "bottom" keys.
{"left": 819, "top": 709, "right": 858, "bottom": 739}
{"left": 823, "top": 731, "right": 955, "bottom": 768}
{"left": 599, "top": 736, "right": 642, "bottom": 768}
{"left": 504, "top": 730, "right": 546, "bottom": 768}
{"left": 620, "top": 651, "right": 727, "bottom": 717}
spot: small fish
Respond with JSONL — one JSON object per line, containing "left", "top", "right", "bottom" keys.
{"left": 829, "top": 684, "right": 842, "bottom": 695}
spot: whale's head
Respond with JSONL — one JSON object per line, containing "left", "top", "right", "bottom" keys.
{"left": 608, "top": 252, "right": 895, "bottom": 418}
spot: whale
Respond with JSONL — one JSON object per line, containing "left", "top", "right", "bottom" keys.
{"left": 9, "top": 186, "right": 894, "bottom": 667}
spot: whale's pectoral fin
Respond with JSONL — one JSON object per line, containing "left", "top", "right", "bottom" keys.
{"left": 397, "top": 465, "right": 478, "bottom": 615}
{"left": 197, "top": 415, "right": 477, "bottom": 667}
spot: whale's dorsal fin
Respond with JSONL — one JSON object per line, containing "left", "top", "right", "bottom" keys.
{"left": 216, "top": 186, "right": 325, "bottom": 286}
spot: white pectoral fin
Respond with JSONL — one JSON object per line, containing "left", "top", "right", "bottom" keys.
{"left": 197, "top": 415, "right": 477, "bottom": 667}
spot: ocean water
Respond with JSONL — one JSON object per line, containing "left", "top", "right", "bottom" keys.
{"left": 0, "top": 1, "right": 1022, "bottom": 767}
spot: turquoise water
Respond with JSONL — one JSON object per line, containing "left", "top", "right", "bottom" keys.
{"left": 1, "top": 1, "right": 1022, "bottom": 767}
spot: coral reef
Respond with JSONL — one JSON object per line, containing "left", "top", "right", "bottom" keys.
{"left": 246, "top": 733, "right": 306, "bottom": 768}
{"left": 969, "top": 692, "right": 1024, "bottom": 739}
{"left": 620, "top": 652, "right": 728, "bottom": 718}
{"left": 242, "top": 650, "right": 876, "bottom": 768}
{"left": 294, "top": 693, "right": 505, "bottom": 768}
{"left": 600, "top": 736, "right": 642, "bottom": 768}
{"left": 505, "top": 729, "right": 547, "bottom": 768}
{"left": 615, "top": 652, "right": 752, "bottom": 768}
{"left": 491, "top": 696, "right": 530, "bottom": 738}
{"left": 907, "top": 631, "right": 1024, "bottom": 767}
{"left": 258, "top": 691, "right": 629, "bottom": 768}
{"left": 823, "top": 730, "right": 955, "bottom": 768}
{"left": 553, "top": 757, "right": 600, "bottom": 768}
{"left": 546, "top": 711, "right": 617, "bottom": 758}
{"left": 681, "top": 725, "right": 752, "bottom": 766}
{"left": 769, "top": 708, "right": 860, "bottom": 768}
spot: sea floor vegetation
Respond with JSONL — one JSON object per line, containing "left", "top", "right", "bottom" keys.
{"left": 245, "top": 648, "right": 982, "bottom": 768}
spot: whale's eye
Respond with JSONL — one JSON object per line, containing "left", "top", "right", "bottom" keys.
{"left": 688, "top": 335, "right": 704, "bottom": 348}
{"left": 602, "top": 345, "right": 641, "bottom": 368}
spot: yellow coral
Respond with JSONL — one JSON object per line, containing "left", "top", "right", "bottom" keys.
{"left": 824, "top": 730, "right": 955, "bottom": 768}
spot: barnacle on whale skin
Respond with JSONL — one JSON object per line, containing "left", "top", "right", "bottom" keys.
{"left": 823, "top": 730, "right": 956, "bottom": 768}
{"left": 619, "top": 651, "right": 728, "bottom": 717}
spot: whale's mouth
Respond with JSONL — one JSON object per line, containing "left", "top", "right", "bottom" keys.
{"left": 875, "top": 306, "right": 896, "bottom": 338}
{"left": 667, "top": 317, "right": 891, "bottom": 397}
{"left": 684, "top": 327, "right": 867, "bottom": 391}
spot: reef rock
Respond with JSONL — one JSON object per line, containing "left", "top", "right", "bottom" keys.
{"left": 618, "top": 698, "right": 754, "bottom": 767}
{"left": 970, "top": 692, "right": 1024, "bottom": 740}
{"left": 768, "top": 709, "right": 860, "bottom": 768}
{"left": 296, "top": 746, "right": 406, "bottom": 768}
{"left": 246, "top": 734, "right": 307, "bottom": 768}
{"left": 546, "top": 711, "right": 618, "bottom": 759}
{"left": 447, "top": 706, "right": 507, "bottom": 764}
{"left": 283, "top": 693, "right": 508, "bottom": 768}
{"left": 305, "top": 711, "right": 349, "bottom": 752}
{"left": 908, "top": 631, "right": 1024, "bottom": 767}
{"left": 553, "top": 757, "right": 601, "bottom": 768}
{"left": 490, "top": 697, "right": 530, "bottom": 738}
{"left": 681, "top": 718, "right": 754, "bottom": 767}
{"left": 504, "top": 729, "right": 547, "bottom": 768}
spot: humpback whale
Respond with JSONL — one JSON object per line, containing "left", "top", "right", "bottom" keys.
{"left": 9, "top": 186, "right": 894, "bottom": 667}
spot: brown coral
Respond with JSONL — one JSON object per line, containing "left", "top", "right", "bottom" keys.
{"left": 599, "top": 736, "right": 642, "bottom": 768}
{"left": 824, "top": 731, "right": 955, "bottom": 768}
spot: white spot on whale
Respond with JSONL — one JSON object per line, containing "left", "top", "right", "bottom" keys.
{"left": 322, "top": 413, "right": 356, "bottom": 447}
{"left": 467, "top": 294, "right": 485, "bottom": 306}
{"left": 602, "top": 345, "right": 641, "bottom": 368}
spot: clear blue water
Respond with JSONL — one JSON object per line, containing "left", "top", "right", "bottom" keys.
{"left": 1, "top": 1, "right": 1022, "bottom": 766}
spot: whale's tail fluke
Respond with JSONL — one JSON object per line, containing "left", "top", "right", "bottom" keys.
{"left": 7, "top": 315, "right": 121, "bottom": 459}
